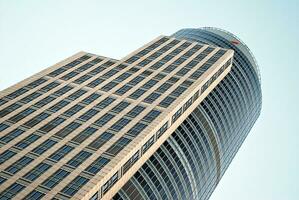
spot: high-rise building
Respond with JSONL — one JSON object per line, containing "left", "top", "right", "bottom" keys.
{"left": 0, "top": 27, "right": 261, "bottom": 200}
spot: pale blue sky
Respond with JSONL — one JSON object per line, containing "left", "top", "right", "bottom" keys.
{"left": 0, "top": 1, "right": 298, "bottom": 199}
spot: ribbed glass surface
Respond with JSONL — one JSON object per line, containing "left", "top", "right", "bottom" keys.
{"left": 113, "top": 28, "right": 262, "bottom": 200}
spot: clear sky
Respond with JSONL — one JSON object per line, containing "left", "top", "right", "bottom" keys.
{"left": 0, "top": 1, "right": 298, "bottom": 199}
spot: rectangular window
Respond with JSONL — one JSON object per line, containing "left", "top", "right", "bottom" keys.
{"left": 23, "top": 162, "right": 51, "bottom": 181}
{"left": 49, "top": 145, "right": 74, "bottom": 162}
{"left": 39, "top": 117, "right": 65, "bottom": 132}
{"left": 111, "top": 101, "right": 130, "bottom": 113}
{"left": 143, "top": 92, "right": 161, "bottom": 104}
{"left": 85, "top": 157, "right": 110, "bottom": 175}
{"left": 61, "top": 176, "right": 89, "bottom": 197}
{"left": 71, "top": 127, "right": 98, "bottom": 144}
{"left": 42, "top": 169, "right": 70, "bottom": 189}
{"left": 6, "top": 88, "right": 28, "bottom": 99}
{"left": 64, "top": 104, "right": 84, "bottom": 117}
{"left": 61, "top": 71, "right": 79, "bottom": 81}
{"left": 48, "top": 67, "right": 67, "bottom": 77}
{"left": 127, "top": 122, "right": 148, "bottom": 137}
{"left": 15, "top": 134, "right": 41, "bottom": 150}
{"left": 67, "top": 150, "right": 92, "bottom": 168}
{"left": 54, "top": 122, "right": 81, "bottom": 138}
{"left": 110, "top": 118, "right": 131, "bottom": 132}
{"left": 142, "top": 109, "right": 161, "bottom": 123}
{"left": 129, "top": 88, "right": 146, "bottom": 100}
{"left": 106, "top": 137, "right": 131, "bottom": 156}
{"left": 23, "top": 112, "right": 51, "bottom": 128}
{"left": 158, "top": 96, "right": 176, "bottom": 108}
{"left": 0, "top": 123, "right": 9, "bottom": 132}
{"left": 81, "top": 93, "right": 101, "bottom": 105}
{"left": 142, "top": 79, "right": 158, "bottom": 89}
{"left": 0, "top": 103, "right": 22, "bottom": 117}
{"left": 40, "top": 82, "right": 60, "bottom": 92}
{"left": 78, "top": 109, "right": 99, "bottom": 122}
{"left": 0, "top": 150, "right": 16, "bottom": 165}
{"left": 67, "top": 89, "right": 87, "bottom": 100}
{"left": 102, "top": 172, "right": 118, "bottom": 195}
{"left": 27, "top": 78, "right": 47, "bottom": 88}
{"left": 114, "top": 72, "right": 131, "bottom": 82}
{"left": 73, "top": 74, "right": 93, "bottom": 84}
{"left": 88, "top": 66, "right": 106, "bottom": 76}
{"left": 34, "top": 96, "right": 56, "bottom": 108}
{"left": 8, "top": 108, "right": 36, "bottom": 123}
{"left": 101, "top": 81, "right": 118, "bottom": 92}
{"left": 52, "top": 85, "right": 73, "bottom": 96}
{"left": 95, "top": 97, "right": 115, "bottom": 109}
{"left": 142, "top": 135, "right": 155, "bottom": 154}
{"left": 93, "top": 113, "right": 115, "bottom": 127}
{"left": 87, "top": 132, "right": 113, "bottom": 150}
{"left": 5, "top": 156, "right": 33, "bottom": 174}
{"left": 32, "top": 139, "right": 57, "bottom": 155}
{"left": 114, "top": 85, "right": 132, "bottom": 95}
{"left": 76, "top": 63, "right": 94, "bottom": 72}
{"left": 48, "top": 100, "right": 70, "bottom": 112}
{"left": 0, "top": 128, "right": 25, "bottom": 143}
{"left": 20, "top": 92, "right": 42, "bottom": 103}
{"left": 24, "top": 190, "right": 45, "bottom": 200}
{"left": 126, "top": 105, "right": 145, "bottom": 118}
{"left": 0, "top": 183, "right": 25, "bottom": 199}
{"left": 128, "top": 76, "right": 145, "bottom": 86}
{"left": 87, "top": 77, "right": 105, "bottom": 88}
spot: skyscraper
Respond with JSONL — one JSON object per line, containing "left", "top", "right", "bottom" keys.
{"left": 0, "top": 27, "right": 261, "bottom": 200}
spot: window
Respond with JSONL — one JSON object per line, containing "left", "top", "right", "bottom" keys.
{"left": 110, "top": 118, "right": 131, "bottom": 132}
{"left": 101, "top": 81, "right": 118, "bottom": 92}
{"left": 67, "top": 150, "right": 92, "bottom": 167}
{"left": 54, "top": 122, "right": 81, "bottom": 138}
{"left": 102, "top": 172, "right": 118, "bottom": 194}
{"left": 106, "top": 137, "right": 131, "bottom": 155}
{"left": 79, "top": 109, "right": 99, "bottom": 122}
{"left": 32, "top": 139, "right": 57, "bottom": 155}
{"left": 150, "top": 61, "right": 164, "bottom": 70}
{"left": 49, "top": 145, "right": 74, "bottom": 161}
{"left": 88, "top": 66, "right": 106, "bottom": 76}
{"left": 39, "top": 117, "right": 65, "bottom": 132}
{"left": 142, "top": 135, "right": 155, "bottom": 154}
{"left": 42, "top": 169, "right": 70, "bottom": 189}
{"left": 27, "top": 78, "right": 47, "bottom": 88}
{"left": 0, "top": 128, "right": 25, "bottom": 143}
{"left": 128, "top": 76, "right": 145, "bottom": 86}
{"left": 24, "top": 190, "right": 45, "bottom": 200}
{"left": 122, "top": 151, "right": 139, "bottom": 174}
{"left": 85, "top": 157, "right": 110, "bottom": 175}
{"left": 34, "top": 96, "right": 56, "bottom": 108}
{"left": 114, "top": 85, "right": 132, "bottom": 95}
{"left": 40, "top": 82, "right": 60, "bottom": 92}
{"left": 8, "top": 108, "right": 36, "bottom": 123}
{"left": 65, "top": 60, "right": 81, "bottom": 68}
{"left": 81, "top": 93, "right": 101, "bottom": 105}
{"left": 114, "top": 72, "right": 131, "bottom": 82}
{"left": 64, "top": 104, "right": 84, "bottom": 117}
{"left": 23, "top": 162, "right": 51, "bottom": 181}
{"left": 126, "top": 105, "right": 145, "bottom": 118}
{"left": 142, "top": 79, "right": 158, "bottom": 89}
{"left": 156, "top": 122, "right": 168, "bottom": 138}
{"left": 87, "top": 132, "right": 113, "bottom": 150}
{"left": 111, "top": 101, "right": 130, "bottom": 113}
{"left": 5, "top": 156, "right": 33, "bottom": 174}
{"left": 142, "top": 109, "right": 161, "bottom": 123}
{"left": 52, "top": 85, "right": 73, "bottom": 96}
{"left": 0, "top": 103, "right": 22, "bottom": 117}
{"left": 127, "top": 122, "right": 148, "bottom": 137}
{"left": 143, "top": 92, "right": 161, "bottom": 104}
{"left": 61, "top": 71, "right": 79, "bottom": 80}
{"left": 61, "top": 176, "right": 89, "bottom": 197}
{"left": 15, "top": 134, "right": 40, "bottom": 150}
{"left": 71, "top": 127, "right": 98, "bottom": 144}
{"left": 76, "top": 63, "right": 94, "bottom": 72}
{"left": 129, "top": 88, "right": 146, "bottom": 100}
{"left": 67, "top": 89, "right": 87, "bottom": 100}
{"left": 0, "top": 150, "right": 16, "bottom": 165}
{"left": 0, "top": 183, "right": 25, "bottom": 199}
{"left": 87, "top": 78, "right": 105, "bottom": 88}
{"left": 6, "top": 88, "right": 28, "bottom": 99}
{"left": 159, "top": 96, "right": 176, "bottom": 108}
{"left": 172, "top": 108, "right": 183, "bottom": 124}
{"left": 0, "top": 99, "right": 7, "bottom": 106}
{"left": 95, "top": 97, "right": 115, "bottom": 109}
{"left": 0, "top": 176, "right": 6, "bottom": 185}
{"left": 0, "top": 123, "right": 9, "bottom": 131}
{"left": 48, "top": 67, "right": 67, "bottom": 77}
{"left": 20, "top": 92, "right": 42, "bottom": 103}
{"left": 48, "top": 100, "right": 70, "bottom": 112}
{"left": 94, "top": 113, "right": 115, "bottom": 127}
{"left": 102, "top": 69, "right": 119, "bottom": 78}
{"left": 176, "top": 67, "right": 190, "bottom": 76}
{"left": 162, "top": 64, "right": 176, "bottom": 73}
{"left": 23, "top": 112, "right": 51, "bottom": 128}
{"left": 156, "top": 82, "right": 172, "bottom": 93}
{"left": 170, "top": 86, "right": 187, "bottom": 97}
{"left": 73, "top": 74, "right": 92, "bottom": 84}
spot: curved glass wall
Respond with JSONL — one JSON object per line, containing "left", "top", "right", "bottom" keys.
{"left": 113, "top": 28, "right": 262, "bottom": 200}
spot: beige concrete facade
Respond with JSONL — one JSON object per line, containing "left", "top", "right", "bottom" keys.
{"left": 0, "top": 35, "right": 233, "bottom": 200}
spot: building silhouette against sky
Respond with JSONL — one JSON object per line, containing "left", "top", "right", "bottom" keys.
{"left": 0, "top": 27, "right": 261, "bottom": 200}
